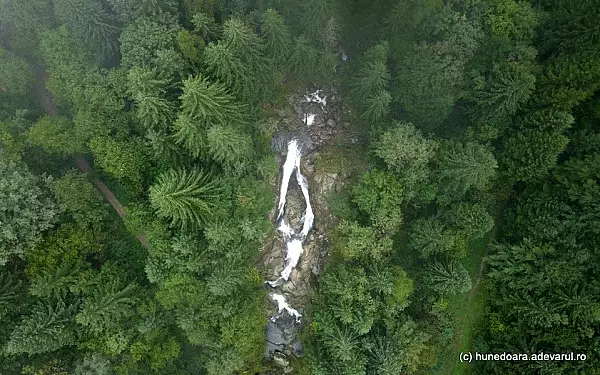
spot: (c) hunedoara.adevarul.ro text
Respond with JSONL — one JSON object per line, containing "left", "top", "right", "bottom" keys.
{"left": 459, "top": 352, "right": 587, "bottom": 362}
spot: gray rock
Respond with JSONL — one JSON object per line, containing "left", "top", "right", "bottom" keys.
{"left": 273, "top": 352, "right": 290, "bottom": 367}
{"left": 326, "top": 119, "right": 336, "bottom": 127}
{"left": 266, "top": 321, "right": 287, "bottom": 345}
{"left": 291, "top": 340, "right": 305, "bottom": 357}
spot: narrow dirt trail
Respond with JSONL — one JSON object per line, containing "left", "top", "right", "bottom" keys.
{"left": 34, "top": 64, "right": 149, "bottom": 249}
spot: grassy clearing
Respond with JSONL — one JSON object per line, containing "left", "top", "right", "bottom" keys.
{"left": 428, "top": 232, "right": 492, "bottom": 375}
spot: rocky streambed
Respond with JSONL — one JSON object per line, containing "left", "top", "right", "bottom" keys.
{"left": 259, "top": 88, "right": 346, "bottom": 372}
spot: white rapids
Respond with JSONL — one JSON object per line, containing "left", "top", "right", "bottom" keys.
{"left": 270, "top": 293, "right": 302, "bottom": 322}
{"left": 267, "top": 90, "right": 325, "bottom": 324}
{"left": 267, "top": 138, "right": 315, "bottom": 321}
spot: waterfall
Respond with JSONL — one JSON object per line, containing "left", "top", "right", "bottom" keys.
{"left": 267, "top": 137, "right": 315, "bottom": 321}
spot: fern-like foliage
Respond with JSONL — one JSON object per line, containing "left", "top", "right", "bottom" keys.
{"left": 425, "top": 260, "right": 472, "bottom": 295}
{"left": 76, "top": 279, "right": 137, "bottom": 334}
{"left": 29, "top": 262, "right": 78, "bottom": 298}
{"left": 0, "top": 271, "right": 23, "bottom": 320}
{"left": 6, "top": 299, "right": 78, "bottom": 355}
{"left": 175, "top": 75, "right": 247, "bottom": 158}
{"left": 206, "top": 124, "right": 253, "bottom": 171}
{"left": 323, "top": 325, "right": 360, "bottom": 362}
{"left": 149, "top": 168, "right": 221, "bottom": 230}
{"left": 179, "top": 74, "right": 246, "bottom": 124}
{"left": 53, "top": 0, "right": 121, "bottom": 59}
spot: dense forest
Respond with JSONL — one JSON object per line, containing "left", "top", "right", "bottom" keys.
{"left": 1, "top": 0, "right": 599, "bottom": 374}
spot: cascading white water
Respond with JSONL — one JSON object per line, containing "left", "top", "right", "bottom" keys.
{"left": 267, "top": 137, "right": 315, "bottom": 321}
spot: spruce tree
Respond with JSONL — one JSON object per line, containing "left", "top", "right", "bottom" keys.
{"left": 53, "top": 0, "right": 121, "bottom": 59}
{"left": 149, "top": 168, "right": 221, "bottom": 230}
{"left": 6, "top": 299, "right": 78, "bottom": 355}
{"left": 407, "top": 218, "right": 455, "bottom": 258}
{"left": 176, "top": 75, "right": 247, "bottom": 158}
{"left": 260, "top": 9, "right": 291, "bottom": 64}
{"left": 206, "top": 124, "right": 253, "bottom": 173}
{"left": 435, "top": 141, "right": 497, "bottom": 204}
{"left": 76, "top": 280, "right": 138, "bottom": 334}
{"left": 474, "top": 62, "right": 536, "bottom": 118}
{"left": 0, "top": 271, "right": 23, "bottom": 321}
{"left": 425, "top": 260, "right": 472, "bottom": 295}
{"left": 350, "top": 43, "right": 391, "bottom": 122}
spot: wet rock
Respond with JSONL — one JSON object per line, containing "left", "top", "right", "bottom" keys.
{"left": 312, "top": 264, "right": 320, "bottom": 276}
{"left": 266, "top": 321, "right": 288, "bottom": 346}
{"left": 273, "top": 352, "right": 290, "bottom": 368}
{"left": 291, "top": 340, "right": 305, "bottom": 357}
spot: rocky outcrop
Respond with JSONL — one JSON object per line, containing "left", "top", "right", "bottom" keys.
{"left": 260, "top": 88, "right": 346, "bottom": 373}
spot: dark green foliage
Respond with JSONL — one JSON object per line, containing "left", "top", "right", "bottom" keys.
{"left": 351, "top": 169, "right": 403, "bottom": 234}
{"left": 393, "top": 7, "right": 483, "bottom": 127}
{"left": 206, "top": 124, "right": 254, "bottom": 173}
{"left": 126, "top": 67, "right": 174, "bottom": 131}
{"left": 501, "top": 129, "right": 569, "bottom": 182}
{"left": 473, "top": 62, "right": 536, "bottom": 118}
{"left": 0, "top": 50, "right": 33, "bottom": 104}
{"left": 0, "top": 271, "right": 24, "bottom": 321}
{"left": 76, "top": 280, "right": 137, "bottom": 334}
{"left": 175, "top": 74, "right": 247, "bottom": 159}
{"left": 119, "top": 16, "right": 181, "bottom": 70}
{"left": 51, "top": 171, "right": 108, "bottom": 228}
{"left": 441, "top": 203, "right": 494, "bottom": 239}
{"left": 53, "top": 0, "right": 120, "bottom": 60}
{"left": 7, "top": 299, "right": 78, "bottom": 355}
{"left": 374, "top": 121, "right": 437, "bottom": 200}
{"left": 149, "top": 168, "right": 221, "bottom": 230}
{"left": 27, "top": 116, "right": 85, "bottom": 155}
{"left": 435, "top": 141, "right": 497, "bottom": 204}
{"left": 424, "top": 260, "right": 472, "bottom": 295}
{"left": 349, "top": 43, "right": 391, "bottom": 122}
{"left": 334, "top": 221, "right": 392, "bottom": 262}
{"left": 0, "top": 159, "right": 57, "bottom": 265}
{"left": 407, "top": 218, "right": 456, "bottom": 259}
{"left": 261, "top": 9, "right": 291, "bottom": 64}
{"left": 89, "top": 136, "right": 148, "bottom": 189}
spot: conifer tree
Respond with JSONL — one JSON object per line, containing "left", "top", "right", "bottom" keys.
{"left": 0, "top": 271, "right": 23, "bottom": 321}
{"left": 501, "top": 129, "right": 569, "bottom": 183}
{"left": 203, "top": 43, "right": 247, "bottom": 94}
{"left": 76, "top": 280, "right": 138, "bottom": 334}
{"left": 435, "top": 141, "right": 497, "bottom": 204}
{"left": 474, "top": 62, "right": 536, "bottom": 118}
{"left": 441, "top": 203, "right": 494, "bottom": 240}
{"left": 407, "top": 218, "right": 455, "bottom": 258}
{"left": 127, "top": 67, "right": 174, "bottom": 130}
{"left": 176, "top": 75, "right": 247, "bottom": 158}
{"left": 206, "top": 124, "right": 253, "bottom": 172}
{"left": 323, "top": 325, "right": 360, "bottom": 363}
{"left": 149, "top": 168, "right": 221, "bottom": 230}
{"left": 350, "top": 43, "right": 391, "bottom": 122}
{"left": 260, "top": 9, "right": 291, "bottom": 64}
{"left": 425, "top": 260, "right": 472, "bottom": 295}
{"left": 6, "top": 299, "right": 78, "bottom": 355}
{"left": 53, "top": 0, "right": 121, "bottom": 59}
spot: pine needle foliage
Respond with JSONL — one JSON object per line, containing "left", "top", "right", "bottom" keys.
{"left": 179, "top": 74, "right": 246, "bottom": 125}
{"left": 149, "top": 168, "right": 222, "bottom": 230}
{"left": 76, "top": 279, "right": 137, "bottom": 334}
{"left": 0, "top": 271, "right": 23, "bottom": 321}
{"left": 7, "top": 299, "right": 78, "bottom": 355}
{"left": 53, "top": 0, "right": 121, "bottom": 59}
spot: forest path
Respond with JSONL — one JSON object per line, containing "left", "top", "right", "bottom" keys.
{"left": 33, "top": 65, "right": 150, "bottom": 249}
{"left": 437, "top": 233, "right": 493, "bottom": 375}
